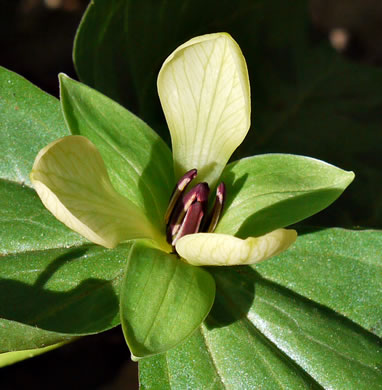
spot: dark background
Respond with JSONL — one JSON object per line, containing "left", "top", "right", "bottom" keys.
{"left": 1, "top": 0, "right": 382, "bottom": 389}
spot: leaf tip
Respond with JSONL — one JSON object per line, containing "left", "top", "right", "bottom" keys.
{"left": 348, "top": 170, "right": 356, "bottom": 182}
{"left": 130, "top": 353, "right": 141, "bottom": 362}
{"left": 58, "top": 72, "right": 70, "bottom": 83}
{"left": 340, "top": 169, "right": 356, "bottom": 190}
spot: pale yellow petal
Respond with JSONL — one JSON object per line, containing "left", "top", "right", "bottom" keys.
{"left": 30, "top": 135, "right": 158, "bottom": 248}
{"left": 158, "top": 33, "right": 251, "bottom": 188}
{"left": 175, "top": 229, "right": 297, "bottom": 266}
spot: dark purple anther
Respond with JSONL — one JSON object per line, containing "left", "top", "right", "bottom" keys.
{"left": 164, "top": 168, "right": 197, "bottom": 224}
{"left": 171, "top": 202, "right": 204, "bottom": 246}
{"left": 165, "top": 170, "right": 227, "bottom": 249}
{"left": 205, "top": 182, "right": 226, "bottom": 233}
{"left": 166, "top": 182, "right": 209, "bottom": 246}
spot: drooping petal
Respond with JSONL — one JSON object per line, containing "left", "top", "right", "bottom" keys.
{"left": 158, "top": 33, "right": 251, "bottom": 188}
{"left": 30, "top": 135, "right": 160, "bottom": 249}
{"left": 175, "top": 229, "right": 297, "bottom": 266}
{"left": 59, "top": 74, "right": 174, "bottom": 231}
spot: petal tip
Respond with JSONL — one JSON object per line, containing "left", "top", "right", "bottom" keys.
{"left": 158, "top": 32, "right": 251, "bottom": 187}
{"left": 30, "top": 135, "right": 154, "bottom": 248}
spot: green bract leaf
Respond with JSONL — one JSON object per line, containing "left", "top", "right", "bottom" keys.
{"left": 257, "top": 228, "right": 382, "bottom": 338}
{"left": 216, "top": 154, "right": 355, "bottom": 237}
{"left": 120, "top": 244, "right": 215, "bottom": 359}
{"left": 59, "top": 74, "right": 174, "bottom": 239}
{"left": 140, "top": 250, "right": 382, "bottom": 389}
{"left": 0, "top": 66, "right": 67, "bottom": 185}
{"left": 30, "top": 135, "right": 157, "bottom": 248}
{"left": 0, "top": 67, "right": 93, "bottom": 353}
{"left": 0, "top": 66, "right": 134, "bottom": 354}
{"left": 0, "top": 67, "right": 86, "bottom": 255}
{"left": 139, "top": 328, "right": 321, "bottom": 390}
{"left": 0, "top": 180, "right": 85, "bottom": 255}
{"left": 0, "top": 243, "right": 132, "bottom": 353}
{"left": 176, "top": 229, "right": 296, "bottom": 266}
{"left": 0, "top": 320, "right": 73, "bottom": 354}
{"left": 158, "top": 33, "right": 250, "bottom": 188}
{"left": 0, "top": 342, "right": 68, "bottom": 368}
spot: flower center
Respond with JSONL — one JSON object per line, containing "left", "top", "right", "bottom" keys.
{"left": 164, "top": 169, "right": 226, "bottom": 248}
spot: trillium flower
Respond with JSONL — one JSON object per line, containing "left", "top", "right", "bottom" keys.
{"left": 30, "top": 33, "right": 297, "bottom": 266}
{"left": 28, "top": 32, "right": 354, "bottom": 359}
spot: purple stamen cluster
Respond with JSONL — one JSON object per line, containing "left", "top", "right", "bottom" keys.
{"left": 165, "top": 169, "right": 226, "bottom": 248}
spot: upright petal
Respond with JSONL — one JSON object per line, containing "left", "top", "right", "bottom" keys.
{"left": 30, "top": 136, "right": 160, "bottom": 249}
{"left": 175, "top": 230, "right": 297, "bottom": 266}
{"left": 158, "top": 33, "right": 250, "bottom": 188}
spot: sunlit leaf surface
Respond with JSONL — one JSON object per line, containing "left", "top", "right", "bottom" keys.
{"left": 140, "top": 229, "right": 382, "bottom": 389}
